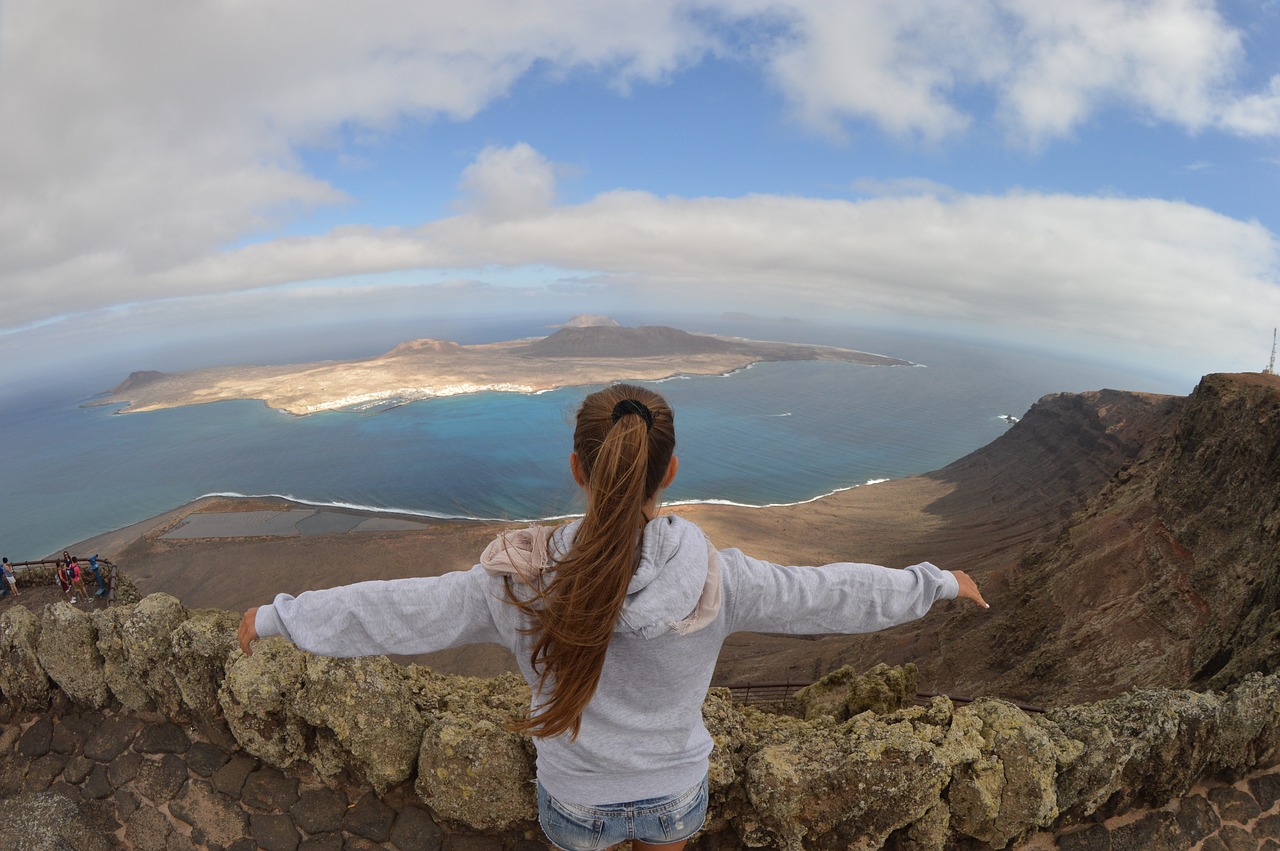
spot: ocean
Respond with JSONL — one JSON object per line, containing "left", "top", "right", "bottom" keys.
{"left": 0, "top": 322, "right": 1190, "bottom": 561}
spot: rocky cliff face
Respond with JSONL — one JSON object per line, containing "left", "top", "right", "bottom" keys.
{"left": 964, "top": 373, "right": 1280, "bottom": 705}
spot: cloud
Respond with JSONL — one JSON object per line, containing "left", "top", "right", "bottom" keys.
{"left": 456, "top": 143, "right": 558, "bottom": 218}
{"left": 40, "top": 144, "right": 1269, "bottom": 374}
{"left": 2, "top": 0, "right": 1279, "bottom": 366}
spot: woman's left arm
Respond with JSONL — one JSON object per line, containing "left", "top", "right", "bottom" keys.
{"left": 239, "top": 565, "right": 504, "bottom": 658}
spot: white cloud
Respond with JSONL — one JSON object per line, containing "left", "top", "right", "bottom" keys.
{"left": 2, "top": 0, "right": 1279, "bottom": 367}
{"left": 58, "top": 145, "right": 1272, "bottom": 373}
{"left": 457, "top": 143, "right": 558, "bottom": 218}
{"left": 1219, "top": 75, "right": 1280, "bottom": 136}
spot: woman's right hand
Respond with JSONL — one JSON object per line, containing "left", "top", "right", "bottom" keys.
{"left": 951, "top": 571, "right": 989, "bottom": 609}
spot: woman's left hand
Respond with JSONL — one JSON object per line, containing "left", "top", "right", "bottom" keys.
{"left": 238, "top": 607, "right": 260, "bottom": 656}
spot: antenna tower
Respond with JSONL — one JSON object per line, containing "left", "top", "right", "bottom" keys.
{"left": 1267, "top": 328, "right": 1277, "bottom": 376}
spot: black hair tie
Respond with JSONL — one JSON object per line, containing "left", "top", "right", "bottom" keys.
{"left": 611, "top": 399, "right": 654, "bottom": 430}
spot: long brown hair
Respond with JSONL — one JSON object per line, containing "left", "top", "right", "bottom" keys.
{"left": 509, "top": 384, "right": 676, "bottom": 739}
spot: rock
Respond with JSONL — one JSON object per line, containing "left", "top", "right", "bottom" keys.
{"left": 187, "top": 740, "right": 232, "bottom": 776}
{"left": 32, "top": 602, "right": 110, "bottom": 708}
{"left": 111, "top": 591, "right": 189, "bottom": 716}
{"left": 17, "top": 715, "right": 53, "bottom": 757}
{"left": 219, "top": 637, "right": 313, "bottom": 771}
{"left": 22, "top": 752, "right": 67, "bottom": 793}
{"left": 221, "top": 639, "right": 428, "bottom": 791}
{"left": 0, "top": 789, "right": 114, "bottom": 851}
{"left": 299, "top": 834, "right": 344, "bottom": 851}
{"left": 742, "top": 709, "right": 947, "bottom": 850}
{"left": 416, "top": 711, "right": 536, "bottom": 831}
{"left": 1051, "top": 687, "right": 1224, "bottom": 819}
{"left": 389, "top": 804, "right": 444, "bottom": 851}
{"left": 0, "top": 606, "right": 52, "bottom": 708}
{"left": 293, "top": 653, "right": 427, "bottom": 791}
{"left": 107, "top": 749, "right": 144, "bottom": 787}
{"left": 794, "top": 662, "right": 919, "bottom": 722}
{"left": 944, "top": 699, "right": 1076, "bottom": 847}
{"left": 291, "top": 786, "right": 348, "bottom": 833}
{"left": 242, "top": 765, "right": 300, "bottom": 811}
{"left": 250, "top": 812, "right": 300, "bottom": 851}
{"left": 344, "top": 790, "right": 396, "bottom": 842}
{"left": 125, "top": 800, "right": 176, "bottom": 851}
{"left": 135, "top": 752, "right": 189, "bottom": 802}
{"left": 1208, "top": 785, "right": 1262, "bottom": 824}
{"left": 83, "top": 713, "right": 144, "bottom": 762}
{"left": 170, "top": 777, "right": 251, "bottom": 846}
{"left": 212, "top": 752, "right": 258, "bottom": 796}
{"left": 170, "top": 607, "right": 241, "bottom": 720}
{"left": 134, "top": 720, "right": 192, "bottom": 753}
{"left": 94, "top": 606, "right": 152, "bottom": 710}
{"left": 1175, "top": 793, "right": 1221, "bottom": 844}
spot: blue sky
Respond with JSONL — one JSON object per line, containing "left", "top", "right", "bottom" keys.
{"left": 2, "top": 0, "right": 1280, "bottom": 383}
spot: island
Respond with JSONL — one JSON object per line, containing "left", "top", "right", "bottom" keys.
{"left": 101, "top": 318, "right": 913, "bottom": 415}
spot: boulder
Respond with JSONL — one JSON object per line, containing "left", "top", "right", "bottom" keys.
{"left": 0, "top": 605, "right": 52, "bottom": 709}
{"left": 170, "top": 607, "right": 240, "bottom": 721}
{"left": 35, "top": 602, "right": 110, "bottom": 708}
{"left": 794, "top": 663, "right": 919, "bottom": 721}
{"left": 416, "top": 710, "right": 536, "bottom": 831}
{"left": 294, "top": 653, "right": 427, "bottom": 791}
{"left": 219, "top": 637, "right": 312, "bottom": 771}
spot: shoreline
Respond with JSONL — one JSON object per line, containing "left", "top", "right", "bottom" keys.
{"left": 98, "top": 324, "right": 915, "bottom": 416}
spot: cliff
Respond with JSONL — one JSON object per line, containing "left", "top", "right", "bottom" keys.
{"left": 951, "top": 373, "right": 1280, "bottom": 705}
{"left": 4, "top": 594, "right": 1280, "bottom": 849}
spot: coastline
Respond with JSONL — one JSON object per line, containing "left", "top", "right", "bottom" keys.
{"left": 98, "top": 325, "right": 914, "bottom": 416}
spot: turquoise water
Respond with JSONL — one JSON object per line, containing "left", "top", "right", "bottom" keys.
{"left": 0, "top": 327, "right": 1188, "bottom": 560}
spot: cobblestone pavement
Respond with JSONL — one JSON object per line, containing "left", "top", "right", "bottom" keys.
{"left": 4, "top": 698, "right": 1280, "bottom": 850}
{"left": 0, "top": 700, "right": 546, "bottom": 850}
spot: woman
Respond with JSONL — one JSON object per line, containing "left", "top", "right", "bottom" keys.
{"left": 238, "top": 384, "right": 987, "bottom": 850}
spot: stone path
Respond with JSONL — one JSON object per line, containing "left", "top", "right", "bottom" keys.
{"left": 4, "top": 697, "right": 1280, "bottom": 850}
{"left": 0, "top": 699, "right": 545, "bottom": 851}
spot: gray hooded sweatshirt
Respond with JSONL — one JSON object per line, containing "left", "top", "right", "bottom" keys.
{"left": 254, "top": 514, "right": 958, "bottom": 805}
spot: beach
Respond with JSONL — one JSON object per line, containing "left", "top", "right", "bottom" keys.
{"left": 62, "top": 465, "right": 1007, "bottom": 688}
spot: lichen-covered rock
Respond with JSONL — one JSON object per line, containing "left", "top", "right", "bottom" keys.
{"left": 742, "top": 711, "right": 949, "bottom": 850}
{"left": 294, "top": 653, "right": 427, "bottom": 791}
{"left": 944, "top": 699, "right": 1078, "bottom": 848}
{"left": 794, "top": 663, "right": 919, "bottom": 721}
{"left": 93, "top": 606, "right": 151, "bottom": 711}
{"left": 36, "top": 602, "right": 110, "bottom": 708}
{"left": 219, "top": 636, "right": 312, "bottom": 769}
{"left": 94, "top": 593, "right": 189, "bottom": 715}
{"left": 111, "top": 569, "right": 143, "bottom": 605}
{"left": 0, "top": 606, "right": 52, "bottom": 709}
{"left": 1051, "top": 687, "right": 1225, "bottom": 821}
{"left": 170, "top": 608, "right": 240, "bottom": 721}
{"left": 221, "top": 639, "right": 429, "bottom": 792}
{"left": 1209, "top": 672, "right": 1280, "bottom": 773}
{"left": 416, "top": 710, "right": 536, "bottom": 831}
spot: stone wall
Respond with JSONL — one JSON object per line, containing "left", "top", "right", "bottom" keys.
{"left": 5, "top": 592, "right": 1280, "bottom": 849}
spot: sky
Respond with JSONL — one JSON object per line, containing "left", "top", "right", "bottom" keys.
{"left": 2, "top": 0, "right": 1280, "bottom": 386}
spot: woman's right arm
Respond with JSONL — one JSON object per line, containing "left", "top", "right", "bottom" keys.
{"left": 239, "top": 564, "right": 505, "bottom": 658}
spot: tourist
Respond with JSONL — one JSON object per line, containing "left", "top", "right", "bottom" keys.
{"left": 87, "top": 553, "right": 107, "bottom": 596}
{"left": 0, "top": 557, "right": 14, "bottom": 597}
{"left": 67, "top": 557, "right": 88, "bottom": 601}
{"left": 55, "top": 560, "right": 73, "bottom": 600}
{"left": 238, "top": 384, "right": 987, "bottom": 851}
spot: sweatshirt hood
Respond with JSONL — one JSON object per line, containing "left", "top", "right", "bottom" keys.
{"left": 480, "top": 514, "right": 720, "bottom": 639}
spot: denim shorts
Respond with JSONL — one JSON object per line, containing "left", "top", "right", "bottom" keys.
{"left": 538, "top": 774, "right": 709, "bottom": 851}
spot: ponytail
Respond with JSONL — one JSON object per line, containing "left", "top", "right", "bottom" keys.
{"left": 509, "top": 384, "right": 675, "bottom": 739}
